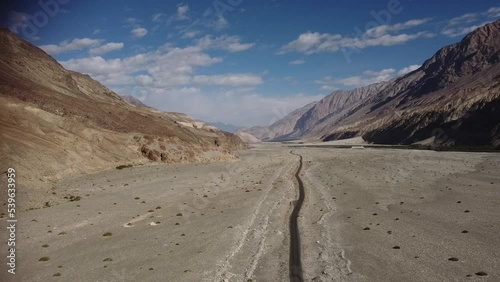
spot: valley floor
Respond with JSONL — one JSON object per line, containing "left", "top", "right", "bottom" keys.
{"left": 1, "top": 144, "right": 499, "bottom": 281}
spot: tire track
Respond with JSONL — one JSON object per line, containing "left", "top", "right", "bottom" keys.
{"left": 289, "top": 151, "right": 305, "bottom": 282}
{"left": 212, "top": 157, "right": 290, "bottom": 282}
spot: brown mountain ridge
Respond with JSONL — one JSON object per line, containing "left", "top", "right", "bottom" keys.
{"left": 0, "top": 28, "right": 245, "bottom": 207}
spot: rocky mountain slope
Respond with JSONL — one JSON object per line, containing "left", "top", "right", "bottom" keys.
{"left": 243, "top": 20, "right": 500, "bottom": 147}
{"left": 238, "top": 101, "right": 317, "bottom": 141}
{"left": 277, "top": 82, "right": 392, "bottom": 141}
{"left": 0, "top": 28, "right": 245, "bottom": 202}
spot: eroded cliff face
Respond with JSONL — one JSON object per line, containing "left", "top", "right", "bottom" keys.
{"left": 0, "top": 28, "right": 246, "bottom": 187}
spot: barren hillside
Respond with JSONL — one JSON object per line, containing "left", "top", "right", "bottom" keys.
{"left": 0, "top": 28, "right": 245, "bottom": 207}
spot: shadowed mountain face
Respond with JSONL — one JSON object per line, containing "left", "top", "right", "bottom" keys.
{"left": 0, "top": 28, "right": 245, "bottom": 187}
{"left": 242, "top": 20, "right": 500, "bottom": 147}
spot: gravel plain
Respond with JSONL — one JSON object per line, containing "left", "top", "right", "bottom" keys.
{"left": 1, "top": 144, "right": 499, "bottom": 282}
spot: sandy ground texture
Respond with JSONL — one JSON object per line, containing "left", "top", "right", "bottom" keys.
{"left": 1, "top": 144, "right": 499, "bottom": 282}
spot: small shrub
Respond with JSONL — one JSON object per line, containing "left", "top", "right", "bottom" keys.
{"left": 116, "top": 164, "right": 133, "bottom": 170}
{"left": 69, "top": 195, "right": 81, "bottom": 202}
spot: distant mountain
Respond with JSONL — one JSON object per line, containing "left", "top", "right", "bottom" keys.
{"left": 0, "top": 28, "right": 245, "bottom": 190}
{"left": 238, "top": 101, "right": 317, "bottom": 141}
{"left": 207, "top": 122, "right": 241, "bottom": 132}
{"left": 276, "top": 82, "right": 391, "bottom": 141}
{"left": 235, "top": 131, "right": 261, "bottom": 143}
{"left": 244, "top": 20, "right": 500, "bottom": 147}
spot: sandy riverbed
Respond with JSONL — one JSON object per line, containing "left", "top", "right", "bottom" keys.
{"left": 1, "top": 144, "right": 499, "bottom": 281}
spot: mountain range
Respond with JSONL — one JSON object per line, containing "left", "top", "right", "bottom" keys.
{"left": 239, "top": 20, "right": 500, "bottom": 147}
{"left": 0, "top": 28, "right": 245, "bottom": 189}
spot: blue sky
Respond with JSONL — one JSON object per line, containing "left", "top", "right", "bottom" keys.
{"left": 2, "top": 0, "right": 499, "bottom": 126}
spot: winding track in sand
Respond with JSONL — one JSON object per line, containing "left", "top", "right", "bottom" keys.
{"left": 289, "top": 151, "right": 305, "bottom": 282}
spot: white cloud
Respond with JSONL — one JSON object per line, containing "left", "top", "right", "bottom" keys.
{"left": 40, "top": 38, "right": 102, "bottom": 54}
{"left": 447, "top": 13, "right": 478, "bottom": 27}
{"left": 212, "top": 15, "right": 229, "bottom": 31}
{"left": 60, "top": 44, "right": 263, "bottom": 90}
{"left": 131, "top": 27, "right": 148, "bottom": 38}
{"left": 63, "top": 56, "right": 126, "bottom": 77}
{"left": 196, "top": 35, "right": 255, "bottom": 52}
{"left": 182, "top": 30, "right": 200, "bottom": 39}
{"left": 442, "top": 22, "right": 490, "bottom": 37}
{"left": 143, "top": 88, "right": 323, "bottom": 127}
{"left": 93, "top": 29, "right": 100, "bottom": 35}
{"left": 89, "top": 42, "right": 124, "bottom": 55}
{"left": 167, "top": 3, "right": 190, "bottom": 24}
{"left": 169, "top": 5, "right": 232, "bottom": 33}
{"left": 177, "top": 4, "right": 189, "bottom": 20}
{"left": 281, "top": 32, "right": 324, "bottom": 53}
{"left": 320, "top": 85, "right": 338, "bottom": 92}
{"left": 59, "top": 42, "right": 283, "bottom": 126}
{"left": 152, "top": 13, "right": 166, "bottom": 23}
{"left": 397, "top": 64, "right": 421, "bottom": 75}
{"left": 125, "top": 17, "right": 141, "bottom": 26}
{"left": 334, "top": 74, "right": 392, "bottom": 87}
{"left": 316, "top": 64, "right": 420, "bottom": 89}
{"left": 363, "top": 68, "right": 396, "bottom": 77}
{"left": 487, "top": 7, "right": 500, "bottom": 18}
{"left": 135, "top": 74, "right": 154, "bottom": 86}
{"left": 289, "top": 59, "right": 305, "bottom": 65}
{"left": 365, "top": 18, "right": 431, "bottom": 37}
{"left": 442, "top": 8, "right": 499, "bottom": 37}
{"left": 280, "top": 18, "right": 432, "bottom": 54}
{"left": 193, "top": 74, "right": 263, "bottom": 87}
{"left": 39, "top": 38, "right": 125, "bottom": 56}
